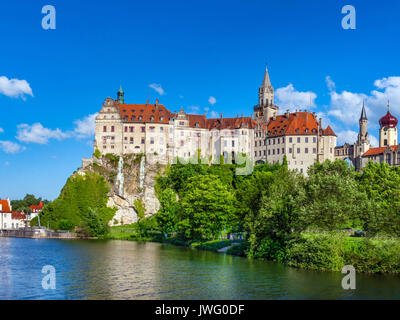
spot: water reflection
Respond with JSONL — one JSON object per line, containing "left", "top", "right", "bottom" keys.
{"left": 0, "top": 238, "right": 399, "bottom": 300}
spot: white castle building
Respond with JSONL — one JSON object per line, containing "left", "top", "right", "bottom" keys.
{"left": 93, "top": 66, "right": 337, "bottom": 173}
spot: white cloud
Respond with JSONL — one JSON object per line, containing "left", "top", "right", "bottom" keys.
{"left": 0, "top": 76, "right": 33, "bottom": 99}
{"left": 326, "top": 76, "right": 336, "bottom": 91}
{"left": 208, "top": 96, "right": 217, "bottom": 105}
{"left": 336, "top": 130, "right": 359, "bottom": 146}
{"left": 73, "top": 113, "right": 97, "bottom": 138}
{"left": 149, "top": 83, "right": 165, "bottom": 95}
{"left": 0, "top": 128, "right": 3, "bottom": 133}
{"left": 4, "top": 161, "right": 9, "bottom": 166}
{"left": 0, "top": 140, "right": 25, "bottom": 154}
{"left": 369, "top": 135, "right": 379, "bottom": 147}
{"left": 187, "top": 105, "right": 200, "bottom": 114}
{"left": 16, "top": 123, "right": 69, "bottom": 144}
{"left": 275, "top": 84, "right": 317, "bottom": 112}
{"left": 327, "top": 76, "right": 400, "bottom": 127}
{"left": 209, "top": 110, "right": 219, "bottom": 118}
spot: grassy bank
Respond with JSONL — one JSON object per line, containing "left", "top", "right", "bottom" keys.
{"left": 103, "top": 225, "right": 400, "bottom": 274}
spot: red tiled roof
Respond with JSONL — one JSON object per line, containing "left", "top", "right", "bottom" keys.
{"left": 266, "top": 111, "right": 336, "bottom": 137}
{"left": 206, "top": 117, "right": 257, "bottom": 130}
{"left": 11, "top": 211, "right": 26, "bottom": 220}
{"left": 0, "top": 199, "right": 11, "bottom": 213}
{"left": 118, "top": 103, "right": 173, "bottom": 124}
{"left": 29, "top": 201, "right": 44, "bottom": 211}
{"left": 362, "top": 145, "right": 399, "bottom": 157}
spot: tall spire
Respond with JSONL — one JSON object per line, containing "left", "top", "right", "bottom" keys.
{"left": 360, "top": 100, "right": 367, "bottom": 120}
{"left": 262, "top": 63, "right": 271, "bottom": 87}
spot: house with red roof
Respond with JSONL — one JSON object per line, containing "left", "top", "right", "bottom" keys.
{"left": 264, "top": 110, "right": 337, "bottom": 174}
{"left": 0, "top": 198, "right": 28, "bottom": 229}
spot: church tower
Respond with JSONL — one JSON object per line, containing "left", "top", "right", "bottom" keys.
{"left": 255, "top": 64, "right": 278, "bottom": 123}
{"left": 259, "top": 64, "right": 274, "bottom": 107}
{"left": 354, "top": 102, "right": 371, "bottom": 168}
{"left": 379, "top": 102, "right": 398, "bottom": 147}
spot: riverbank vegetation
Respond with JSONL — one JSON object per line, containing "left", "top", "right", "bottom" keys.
{"left": 31, "top": 172, "right": 116, "bottom": 237}
{"left": 147, "top": 158, "right": 400, "bottom": 274}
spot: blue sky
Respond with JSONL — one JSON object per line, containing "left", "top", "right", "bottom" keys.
{"left": 1, "top": 0, "right": 400, "bottom": 200}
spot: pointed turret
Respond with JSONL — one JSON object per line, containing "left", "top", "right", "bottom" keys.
{"left": 360, "top": 101, "right": 367, "bottom": 121}
{"left": 262, "top": 64, "right": 272, "bottom": 87}
{"left": 258, "top": 63, "right": 274, "bottom": 107}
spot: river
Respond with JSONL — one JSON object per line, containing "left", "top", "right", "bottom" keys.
{"left": 0, "top": 237, "right": 399, "bottom": 300}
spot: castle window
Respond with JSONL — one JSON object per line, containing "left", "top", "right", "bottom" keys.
{"left": 313, "top": 148, "right": 317, "bottom": 154}
{"left": 297, "top": 137, "right": 301, "bottom": 143}
{"left": 305, "top": 148, "right": 308, "bottom": 154}
{"left": 297, "top": 148, "right": 300, "bottom": 153}
{"left": 130, "top": 138, "right": 134, "bottom": 144}
{"left": 150, "top": 116, "right": 154, "bottom": 121}
{"left": 130, "top": 127, "right": 134, "bottom": 132}
{"left": 150, "top": 137, "right": 154, "bottom": 144}
{"left": 124, "top": 127, "right": 128, "bottom": 133}
{"left": 289, "top": 148, "right": 292, "bottom": 153}
{"left": 296, "top": 128, "right": 299, "bottom": 133}
{"left": 282, "top": 148, "right": 284, "bottom": 154}
{"left": 141, "top": 138, "right": 145, "bottom": 144}
{"left": 111, "top": 126, "right": 115, "bottom": 132}
{"left": 313, "top": 137, "right": 316, "bottom": 143}
{"left": 139, "top": 116, "right": 143, "bottom": 121}
{"left": 312, "top": 129, "right": 316, "bottom": 133}
{"left": 141, "top": 127, "right": 145, "bottom": 133}
{"left": 289, "top": 137, "right": 293, "bottom": 143}
{"left": 160, "top": 127, "right": 164, "bottom": 133}
{"left": 305, "top": 137, "right": 309, "bottom": 143}
{"left": 160, "top": 116, "right": 164, "bottom": 121}
{"left": 103, "top": 126, "right": 107, "bottom": 132}
{"left": 268, "top": 150, "right": 271, "bottom": 155}
{"left": 232, "top": 140, "right": 235, "bottom": 147}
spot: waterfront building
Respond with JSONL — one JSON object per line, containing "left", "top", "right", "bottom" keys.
{"left": 360, "top": 104, "right": 400, "bottom": 167}
{"left": 27, "top": 201, "right": 44, "bottom": 221}
{"left": 265, "top": 110, "right": 337, "bottom": 174}
{"left": 92, "top": 65, "right": 335, "bottom": 173}
{"left": 94, "top": 88, "right": 256, "bottom": 164}
{"left": 0, "top": 199, "right": 27, "bottom": 229}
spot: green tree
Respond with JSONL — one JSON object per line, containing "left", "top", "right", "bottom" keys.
{"left": 134, "top": 199, "right": 147, "bottom": 236}
{"left": 178, "top": 175, "right": 236, "bottom": 240}
{"left": 358, "top": 162, "right": 400, "bottom": 236}
{"left": 246, "top": 166, "right": 305, "bottom": 258}
{"left": 80, "top": 207, "right": 109, "bottom": 237}
{"left": 156, "top": 188, "right": 180, "bottom": 234}
{"left": 300, "top": 160, "right": 371, "bottom": 231}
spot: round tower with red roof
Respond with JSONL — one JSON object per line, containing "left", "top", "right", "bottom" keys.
{"left": 379, "top": 102, "right": 398, "bottom": 147}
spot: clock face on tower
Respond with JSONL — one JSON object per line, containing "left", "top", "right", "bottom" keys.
{"left": 384, "top": 127, "right": 388, "bottom": 132}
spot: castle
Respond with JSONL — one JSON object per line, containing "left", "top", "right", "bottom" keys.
{"left": 93, "top": 66, "right": 338, "bottom": 173}
{"left": 335, "top": 102, "right": 400, "bottom": 169}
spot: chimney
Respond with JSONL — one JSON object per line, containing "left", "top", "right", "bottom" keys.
{"left": 241, "top": 113, "right": 243, "bottom": 118}
{"left": 319, "top": 118, "right": 322, "bottom": 128}
{"left": 155, "top": 98, "right": 159, "bottom": 107}
{"left": 146, "top": 99, "right": 149, "bottom": 106}
{"left": 220, "top": 113, "right": 223, "bottom": 120}
{"left": 285, "top": 109, "right": 290, "bottom": 118}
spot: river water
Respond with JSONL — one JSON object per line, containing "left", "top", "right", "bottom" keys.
{"left": 0, "top": 237, "right": 399, "bottom": 300}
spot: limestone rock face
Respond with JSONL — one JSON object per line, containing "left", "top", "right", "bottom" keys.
{"left": 107, "top": 195, "right": 137, "bottom": 226}
{"left": 80, "top": 154, "right": 165, "bottom": 225}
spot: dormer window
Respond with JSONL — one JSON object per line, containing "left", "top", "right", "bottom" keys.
{"left": 132, "top": 116, "right": 136, "bottom": 121}
{"left": 150, "top": 116, "right": 154, "bottom": 121}
{"left": 296, "top": 128, "right": 299, "bottom": 133}
{"left": 160, "top": 116, "right": 164, "bottom": 121}
{"left": 139, "top": 116, "right": 143, "bottom": 121}
{"left": 305, "top": 128, "right": 309, "bottom": 133}
{"left": 195, "top": 122, "right": 199, "bottom": 128}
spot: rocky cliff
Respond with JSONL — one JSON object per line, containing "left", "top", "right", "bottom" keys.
{"left": 79, "top": 153, "right": 165, "bottom": 226}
